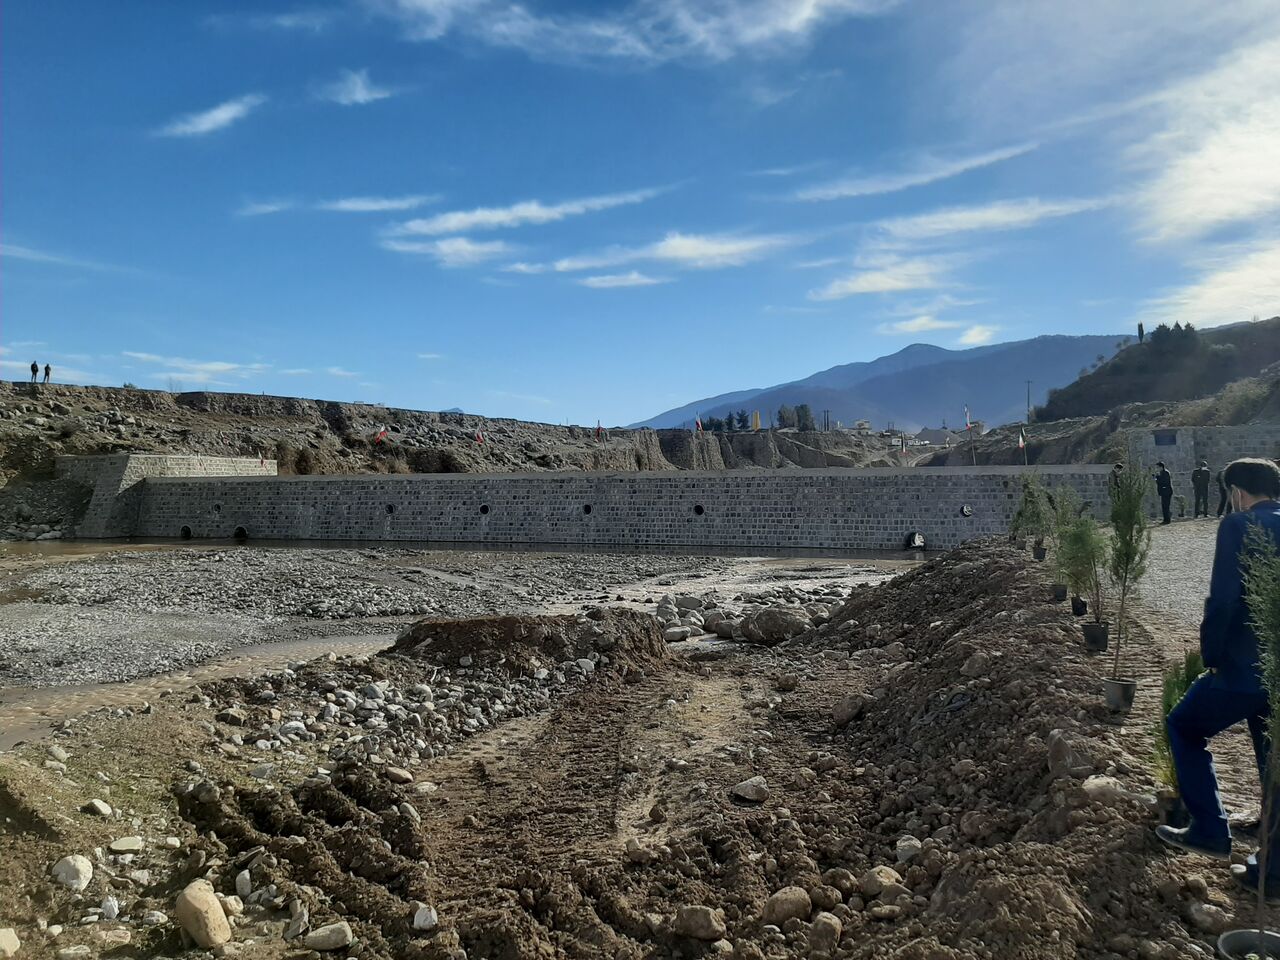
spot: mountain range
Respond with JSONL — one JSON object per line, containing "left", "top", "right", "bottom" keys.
{"left": 631, "top": 334, "right": 1129, "bottom": 433}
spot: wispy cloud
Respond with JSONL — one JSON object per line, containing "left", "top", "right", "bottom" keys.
{"left": 808, "top": 253, "right": 962, "bottom": 300}
{"left": 577, "top": 271, "right": 668, "bottom": 288}
{"left": 794, "top": 143, "right": 1037, "bottom": 201}
{"left": 1, "top": 242, "right": 129, "bottom": 273}
{"left": 207, "top": 9, "right": 337, "bottom": 33}
{"left": 417, "top": 352, "right": 444, "bottom": 360}
{"left": 121, "top": 351, "right": 270, "bottom": 385}
{"left": 959, "top": 324, "right": 999, "bottom": 345}
{"left": 326, "top": 366, "right": 360, "bottom": 377}
{"left": 502, "top": 261, "right": 549, "bottom": 274}
{"left": 155, "top": 94, "right": 266, "bottom": 137}
{"left": 391, "top": 187, "right": 662, "bottom": 236}
{"left": 236, "top": 200, "right": 293, "bottom": 217}
{"left": 1143, "top": 238, "right": 1280, "bottom": 328}
{"left": 875, "top": 197, "right": 1107, "bottom": 242}
{"left": 374, "top": 0, "right": 903, "bottom": 63}
{"left": 381, "top": 236, "right": 513, "bottom": 267}
{"left": 748, "top": 161, "right": 826, "bottom": 178}
{"left": 279, "top": 368, "right": 312, "bottom": 375}
{"left": 555, "top": 230, "right": 794, "bottom": 272}
{"left": 316, "top": 194, "right": 437, "bottom": 212}
{"left": 876, "top": 315, "right": 963, "bottom": 335}
{"left": 317, "top": 68, "right": 395, "bottom": 106}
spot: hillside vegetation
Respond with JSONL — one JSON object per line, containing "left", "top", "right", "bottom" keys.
{"left": 1035, "top": 316, "right": 1280, "bottom": 421}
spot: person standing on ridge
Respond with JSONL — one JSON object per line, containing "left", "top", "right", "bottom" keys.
{"left": 29, "top": 361, "right": 38, "bottom": 383}
{"left": 1192, "top": 459, "right": 1212, "bottom": 519}
{"left": 1157, "top": 458, "right": 1280, "bottom": 897}
{"left": 1154, "top": 461, "right": 1174, "bottom": 525}
{"left": 42, "top": 363, "right": 51, "bottom": 384}
{"left": 1217, "top": 468, "right": 1234, "bottom": 518}
{"left": 1109, "top": 462, "right": 1125, "bottom": 498}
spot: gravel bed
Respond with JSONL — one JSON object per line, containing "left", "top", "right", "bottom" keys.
{"left": 1139, "top": 519, "right": 1219, "bottom": 632}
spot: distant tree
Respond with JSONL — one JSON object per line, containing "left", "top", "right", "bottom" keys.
{"left": 795, "top": 404, "right": 817, "bottom": 431}
{"left": 705, "top": 416, "right": 725, "bottom": 432}
{"left": 777, "top": 405, "right": 797, "bottom": 428}
{"left": 723, "top": 415, "right": 735, "bottom": 433}
{"left": 735, "top": 409, "right": 750, "bottom": 431}
{"left": 1138, "top": 322, "right": 1145, "bottom": 343}
{"left": 1095, "top": 354, "right": 1105, "bottom": 365}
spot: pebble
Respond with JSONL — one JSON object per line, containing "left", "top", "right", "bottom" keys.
{"left": 101, "top": 896, "right": 120, "bottom": 920}
{"left": 809, "top": 912, "right": 842, "bottom": 953}
{"left": 762, "top": 886, "right": 812, "bottom": 926}
{"left": 175, "top": 879, "right": 232, "bottom": 948}
{"left": 0, "top": 930, "right": 19, "bottom": 959}
{"left": 304, "top": 921, "right": 354, "bottom": 951}
{"left": 385, "top": 766, "right": 414, "bottom": 784}
{"left": 235, "top": 870, "right": 252, "bottom": 898}
{"left": 412, "top": 903, "right": 439, "bottom": 931}
{"left": 51, "top": 855, "right": 93, "bottom": 892}
{"left": 731, "top": 775, "right": 770, "bottom": 803}
{"left": 673, "top": 905, "right": 727, "bottom": 940}
{"left": 80, "top": 799, "right": 112, "bottom": 817}
{"left": 107, "top": 837, "right": 144, "bottom": 854}
{"left": 56, "top": 948, "right": 91, "bottom": 960}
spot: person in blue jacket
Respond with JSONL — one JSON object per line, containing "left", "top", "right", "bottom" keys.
{"left": 1157, "top": 457, "right": 1280, "bottom": 895}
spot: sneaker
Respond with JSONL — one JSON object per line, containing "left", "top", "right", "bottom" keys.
{"left": 1155, "top": 824, "right": 1232, "bottom": 859}
{"left": 1231, "top": 862, "right": 1280, "bottom": 901}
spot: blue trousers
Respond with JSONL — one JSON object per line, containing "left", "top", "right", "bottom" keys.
{"left": 1168, "top": 673, "right": 1279, "bottom": 870}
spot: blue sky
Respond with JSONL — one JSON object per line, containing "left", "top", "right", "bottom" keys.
{"left": 3, "top": 1, "right": 1278, "bottom": 425}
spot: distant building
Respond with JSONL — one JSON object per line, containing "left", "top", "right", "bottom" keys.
{"left": 852, "top": 419, "right": 872, "bottom": 435}
{"left": 914, "top": 427, "right": 961, "bottom": 446}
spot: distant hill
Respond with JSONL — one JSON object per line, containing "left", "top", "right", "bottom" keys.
{"left": 1035, "top": 316, "right": 1280, "bottom": 421}
{"left": 632, "top": 334, "right": 1128, "bottom": 433}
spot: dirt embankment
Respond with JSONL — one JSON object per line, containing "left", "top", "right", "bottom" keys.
{"left": 1, "top": 542, "right": 1260, "bottom": 959}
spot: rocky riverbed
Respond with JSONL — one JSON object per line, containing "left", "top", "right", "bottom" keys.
{"left": 1, "top": 539, "right": 1274, "bottom": 960}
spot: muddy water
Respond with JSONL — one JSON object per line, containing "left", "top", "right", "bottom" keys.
{"left": 0, "top": 633, "right": 393, "bottom": 751}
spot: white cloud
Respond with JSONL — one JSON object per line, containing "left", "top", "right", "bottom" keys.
{"left": 1142, "top": 239, "right": 1280, "bottom": 328}
{"left": 1, "top": 242, "right": 127, "bottom": 272}
{"left": 326, "top": 366, "right": 360, "bottom": 377}
{"left": 502, "top": 261, "right": 549, "bottom": 274}
{"left": 794, "top": 143, "right": 1037, "bottom": 201}
{"left": 264, "top": 10, "right": 335, "bottom": 32}
{"left": 373, "top": 0, "right": 903, "bottom": 63}
{"left": 316, "top": 194, "right": 437, "bottom": 212}
{"left": 391, "top": 187, "right": 661, "bottom": 236}
{"left": 318, "top": 68, "right": 395, "bottom": 106}
{"left": 279, "top": 368, "right": 312, "bottom": 375}
{"left": 236, "top": 200, "right": 293, "bottom": 217}
{"left": 748, "top": 161, "right": 826, "bottom": 178}
{"left": 577, "top": 271, "right": 668, "bottom": 288}
{"left": 155, "top": 94, "right": 267, "bottom": 137}
{"left": 959, "top": 324, "right": 999, "bottom": 345}
{"left": 417, "top": 352, "right": 444, "bottom": 359}
{"left": 381, "top": 236, "right": 513, "bottom": 267}
{"left": 555, "top": 230, "right": 793, "bottom": 272}
{"left": 1129, "top": 33, "right": 1280, "bottom": 242}
{"left": 808, "top": 254, "right": 961, "bottom": 300}
{"left": 121, "top": 351, "right": 270, "bottom": 382}
{"left": 876, "top": 197, "right": 1107, "bottom": 241}
{"left": 876, "top": 315, "right": 962, "bottom": 334}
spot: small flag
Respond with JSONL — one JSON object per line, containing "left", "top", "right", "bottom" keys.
{"left": 374, "top": 425, "right": 388, "bottom": 444}
{"left": 964, "top": 405, "right": 972, "bottom": 430}
{"left": 1018, "top": 427, "right": 1026, "bottom": 450}
{"left": 596, "top": 420, "right": 603, "bottom": 441}
{"left": 695, "top": 417, "right": 703, "bottom": 433}
{"left": 474, "top": 430, "right": 484, "bottom": 444}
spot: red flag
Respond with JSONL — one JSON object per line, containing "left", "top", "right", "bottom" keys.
{"left": 695, "top": 417, "right": 703, "bottom": 432}
{"left": 596, "top": 420, "right": 603, "bottom": 441}
{"left": 373, "top": 425, "right": 388, "bottom": 444}
{"left": 474, "top": 430, "right": 484, "bottom": 444}
{"left": 1018, "top": 427, "right": 1026, "bottom": 450}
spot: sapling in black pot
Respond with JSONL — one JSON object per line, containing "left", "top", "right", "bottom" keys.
{"left": 1220, "top": 528, "right": 1280, "bottom": 959}
{"left": 1012, "top": 473, "right": 1051, "bottom": 562}
{"left": 1061, "top": 514, "right": 1108, "bottom": 648}
{"left": 1104, "top": 466, "right": 1150, "bottom": 711}
{"left": 1047, "top": 486, "right": 1084, "bottom": 601}
{"left": 1152, "top": 650, "right": 1204, "bottom": 827}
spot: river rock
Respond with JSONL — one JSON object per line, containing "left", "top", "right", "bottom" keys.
{"left": 108, "top": 836, "right": 144, "bottom": 854}
{"left": 304, "top": 921, "right": 354, "bottom": 951}
{"left": 385, "top": 767, "right": 413, "bottom": 784}
{"left": 51, "top": 855, "right": 93, "bottom": 891}
{"left": 762, "top": 886, "right": 812, "bottom": 925}
{"left": 81, "top": 799, "right": 112, "bottom": 817}
{"left": 858, "top": 865, "right": 902, "bottom": 898}
{"left": 832, "top": 693, "right": 871, "bottom": 728}
{"left": 731, "top": 775, "right": 770, "bottom": 803}
{"left": 809, "top": 912, "right": 843, "bottom": 953}
{"left": 0, "top": 929, "right": 19, "bottom": 959}
{"left": 673, "top": 905, "right": 726, "bottom": 940}
{"left": 740, "top": 607, "right": 811, "bottom": 645}
{"left": 412, "top": 903, "right": 439, "bottom": 931}
{"left": 175, "top": 879, "right": 231, "bottom": 948}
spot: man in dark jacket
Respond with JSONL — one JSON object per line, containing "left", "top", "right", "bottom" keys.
{"left": 1157, "top": 458, "right": 1280, "bottom": 895}
{"left": 1192, "top": 459, "right": 1212, "bottom": 518}
{"left": 1154, "top": 461, "right": 1174, "bottom": 524}
{"left": 1217, "top": 468, "right": 1234, "bottom": 518}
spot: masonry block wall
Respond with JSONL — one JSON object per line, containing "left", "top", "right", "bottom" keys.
{"left": 106, "top": 464, "right": 1115, "bottom": 551}
{"left": 56, "top": 454, "right": 277, "bottom": 538}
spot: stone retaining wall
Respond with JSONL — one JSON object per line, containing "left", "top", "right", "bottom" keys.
{"left": 1123, "top": 426, "right": 1280, "bottom": 516}
{"left": 116, "top": 464, "right": 1113, "bottom": 551}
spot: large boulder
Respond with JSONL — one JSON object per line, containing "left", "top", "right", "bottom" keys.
{"left": 175, "top": 880, "right": 231, "bottom": 948}
{"left": 762, "top": 886, "right": 812, "bottom": 925}
{"left": 739, "top": 607, "right": 811, "bottom": 645}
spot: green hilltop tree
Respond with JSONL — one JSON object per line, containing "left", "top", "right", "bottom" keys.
{"left": 777, "top": 405, "right": 797, "bottom": 429}
{"left": 795, "top": 404, "right": 817, "bottom": 431}
{"left": 735, "top": 409, "right": 750, "bottom": 431}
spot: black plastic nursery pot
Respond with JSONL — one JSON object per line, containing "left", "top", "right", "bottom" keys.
{"left": 1082, "top": 621, "right": 1109, "bottom": 651}
{"left": 1032, "top": 546, "right": 1048, "bottom": 561}
{"left": 1071, "top": 596, "right": 1088, "bottom": 617}
{"left": 1014, "top": 537, "right": 1028, "bottom": 550}
{"left": 1050, "top": 583, "right": 1068, "bottom": 601}
{"left": 1218, "top": 928, "right": 1280, "bottom": 959}
{"left": 1103, "top": 677, "right": 1137, "bottom": 712}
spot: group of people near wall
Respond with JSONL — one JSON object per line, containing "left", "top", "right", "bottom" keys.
{"left": 1112, "top": 459, "right": 1237, "bottom": 525}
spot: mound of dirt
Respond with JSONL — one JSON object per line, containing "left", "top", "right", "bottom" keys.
{"left": 392, "top": 608, "right": 669, "bottom": 676}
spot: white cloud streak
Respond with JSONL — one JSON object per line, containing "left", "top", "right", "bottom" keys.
{"left": 156, "top": 94, "right": 267, "bottom": 137}
{"left": 808, "top": 254, "right": 962, "bottom": 300}
{"left": 959, "top": 324, "right": 999, "bottom": 345}
{"left": 381, "top": 236, "right": 513, "bottom": 267}
{"left": 1, "top": 243, "right": 127, "bottom": 272}
{"left": 794, "top": 143, "right": 1037, "bottom": 201}
{"left": 318, "top": 68, "right": 395, "bottom": 106}
{"left": 1143, "top": 239, "right": 1280, "bottom": 328}
{"left": 326, "top": 366, "right": 360, "bottom": 377}
{"left": 121, "top": 351, "right": 270, "bottom": 385}
{"left": 392, "top": 187, "right": 662, "bottom": 236}
{"left": 876, "top": 315, "right": 962, "bottom": 334}
{"left": 372, "top": 0, "right": 903, "bottom": 63}
{"left": 417, "top": 352, "right": 444, "bottom": 359}
{"left": 577, "top": 271, "right": 668, "bottom": 288}
{"left": 316, "top": 194, "right": 437, "bottom": 212}
{"left": 554, "top": 231, "right": 793, "bottom": 272}
{"left": 876, "top": 197, "right": 1107, "bottom": 241}
{"left": 236, "top": 200, "right": 294, "bottom": 217}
